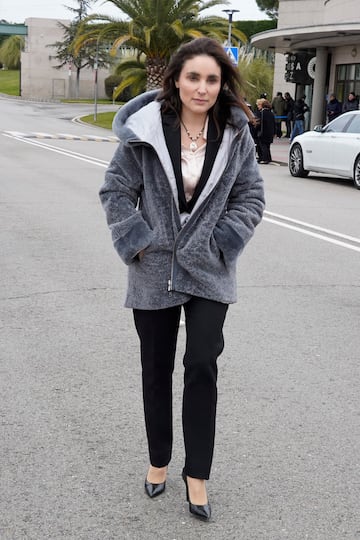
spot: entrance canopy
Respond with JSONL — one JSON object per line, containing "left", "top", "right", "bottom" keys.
{"left": 251, "top": 22, "right": 360, "bottom": 53}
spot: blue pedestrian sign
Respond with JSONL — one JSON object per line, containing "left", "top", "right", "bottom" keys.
{"left": 224, "top": 46, "right": 239, "bottom": 65}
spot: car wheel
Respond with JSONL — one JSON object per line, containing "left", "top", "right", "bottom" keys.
{"left": 289, "top": 143, "right": 309, "bottom": 177}
{"left": 353, "top": 155, "right": 360, "bottom": 189}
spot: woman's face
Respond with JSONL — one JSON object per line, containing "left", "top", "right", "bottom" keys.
{"left": 175, "top": 54, "right": 222, "bottom": 117}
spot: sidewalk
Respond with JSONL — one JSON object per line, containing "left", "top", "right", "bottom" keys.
{"left": 270, "top": 136, "right": 290, "bottom": 166}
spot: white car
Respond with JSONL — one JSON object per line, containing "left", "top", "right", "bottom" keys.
{"left": 289, "top": 110, "right": 360, "bottom": 189}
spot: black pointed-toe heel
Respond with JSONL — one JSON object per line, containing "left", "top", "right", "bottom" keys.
{"left": 181, "top": 469, "right": 211, "bottom": 521}
{"left": 144, "top": 478, "right": 166, "bottom": 498}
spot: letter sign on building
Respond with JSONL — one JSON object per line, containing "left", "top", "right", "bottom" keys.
{"left": 285, "top": 53, "right": 315, "bottom": 85}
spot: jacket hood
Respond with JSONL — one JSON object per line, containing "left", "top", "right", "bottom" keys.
{"left": 112, "top": 90, "right": 160, "bottom": 141}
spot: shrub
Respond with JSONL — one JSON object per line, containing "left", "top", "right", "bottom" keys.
{"left": 104, "top": 74, "right": 132, "bottom": 102}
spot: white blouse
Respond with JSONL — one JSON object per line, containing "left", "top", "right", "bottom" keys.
{"left": 181, "top": 144, "right": 206, "bottom": 202}
{"left": 181, "top": 117, "right": 208, "bottom": 202}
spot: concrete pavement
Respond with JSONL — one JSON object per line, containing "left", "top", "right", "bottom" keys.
{"left": 270, "top": 137, "right": 290, "bottom": 166}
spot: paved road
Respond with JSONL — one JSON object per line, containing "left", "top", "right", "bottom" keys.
{"left": 1, "top": 98, "right": 360, "bottom": 540}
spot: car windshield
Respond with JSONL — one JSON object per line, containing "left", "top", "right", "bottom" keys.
{"left": 325, "top": 113, "right": 355, "bottom": 133}
{"left": 345, "top": 114, "right": 360, "bottom": 133}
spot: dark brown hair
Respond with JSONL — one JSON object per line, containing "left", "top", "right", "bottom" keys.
{"left": 157, "top": 37, "right": 253, "bottom": 132}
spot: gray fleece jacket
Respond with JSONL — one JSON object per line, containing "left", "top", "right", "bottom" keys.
{"left": 99, "top": 90, "right": 265, "bottom": 309}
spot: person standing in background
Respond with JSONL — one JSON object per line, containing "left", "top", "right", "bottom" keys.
{"left": 284, "top": 92, "right": 294, "bottom": 138}
{"left": 255, "top": 98, "right": 275, "bottom": 164}
{"left": 342, "top": 91, "right": 359, "bottom": 112}
{"left": 271, "top": 91, "right": 286, "bottom": 138}
{"left": 326, "top": 93, "right": 342, "bottom": 123}
{"left": 290, "top": 96, "right": 309, "bottom": 142}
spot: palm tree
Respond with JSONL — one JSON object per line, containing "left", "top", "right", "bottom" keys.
{"left": 74, "top": 0, "right": 247, "bottom": 96}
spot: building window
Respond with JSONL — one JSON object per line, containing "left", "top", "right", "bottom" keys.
{"left": 335, "top": 63, "right": 360, "bottom": 102}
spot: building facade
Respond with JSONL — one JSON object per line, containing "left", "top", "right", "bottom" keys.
{"left": 20, "top": 18, "right": 109, "bottom": 100}
{"left": 251, "top": 0, "right": 360, "bottom": 128}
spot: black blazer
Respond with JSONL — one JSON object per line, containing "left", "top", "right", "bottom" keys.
{"left": 161, "top": 110, "right": 224, "bottom": 213}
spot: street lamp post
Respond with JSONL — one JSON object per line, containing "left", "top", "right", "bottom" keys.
{"left": 222, "top": 9, "right": 239, "bottom": 47}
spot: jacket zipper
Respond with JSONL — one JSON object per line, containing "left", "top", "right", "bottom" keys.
{"left": 168, "top": 214, "right": 188, "bottom": 294}
{"left": 168, "top": 239, "right": 177, "bottom": 294}
{"left": 168, "top": 198, "right": 182, "bottom": 295}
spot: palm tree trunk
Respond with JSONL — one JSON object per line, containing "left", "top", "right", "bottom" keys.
{"left": 145, "top": 57, "right": 167, "bottom": 91}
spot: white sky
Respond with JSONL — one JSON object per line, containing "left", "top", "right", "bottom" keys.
{"left": 1, "top": 0, "right": 268, "bottom": 24}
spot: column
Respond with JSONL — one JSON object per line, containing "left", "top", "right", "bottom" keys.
{"left": 311, "top": 47, "right": 328, "bottom": 128}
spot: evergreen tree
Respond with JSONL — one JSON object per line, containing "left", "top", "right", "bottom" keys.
{"left": 255, "top": 0, "right": 279, "bottom": 20}
{"left": 49, "top": 0, "right": 111, "bottom": 98}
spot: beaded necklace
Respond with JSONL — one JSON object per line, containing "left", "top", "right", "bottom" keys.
{"left": 181, "top": 118, "right": 206, "bottom": 152}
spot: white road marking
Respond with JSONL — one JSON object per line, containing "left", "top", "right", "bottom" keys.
{"left": 264, "top": 212, "right": 360, "bottom": 253}
{"left": 3, "top": 130, "right": 119, "bottom": 142}
{"left": 265, "top": 211, "right": 360, "bottom": 244}
{"left": 2, "top": 132, "right": 109, "bottom": 167}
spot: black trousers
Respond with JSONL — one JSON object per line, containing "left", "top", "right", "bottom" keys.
{"left": 257, "top": 139, "right": 272, "bottom": 163}
{"left": 133, "top": 296, "right": 228, "bottom": 479}
{"left": 275, "top": 120, "right": 282, "bottom": 138}
{"left": 286, "top": 118, "right": 293, "bottom": 138}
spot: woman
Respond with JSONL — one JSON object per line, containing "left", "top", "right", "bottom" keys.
{"left": 284, "top": 92, "right": 294, "bottom": 138}
{"left": 99, "top": 37, "right": 265, "bottom": 521}
{"left": 255, "top": 98, "right": 275, "bottom": 164}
